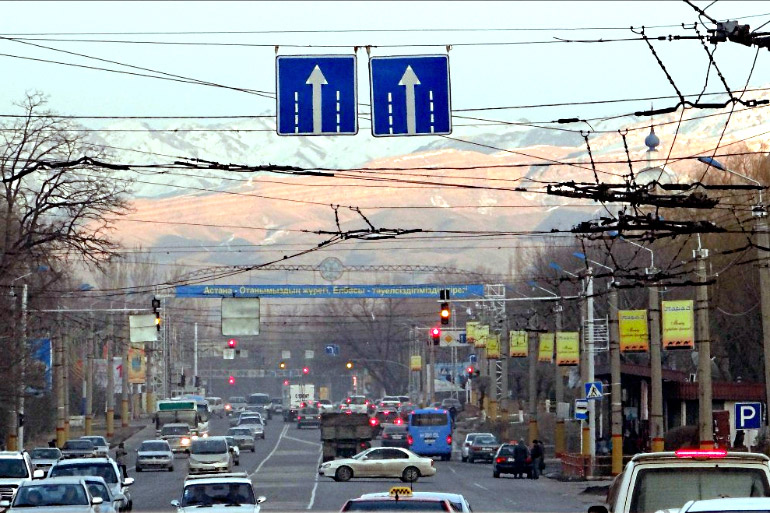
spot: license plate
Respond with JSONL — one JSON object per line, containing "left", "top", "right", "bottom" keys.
{"left": 391, "top": 435, "right": 403, "bottom": 439}
{"left": 425, "top": 438, "right": 435, "bottom": 444}
{"left": 508, "top": 457, "right": 515, "bottom": 462}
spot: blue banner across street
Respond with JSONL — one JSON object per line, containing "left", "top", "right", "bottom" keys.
{"left": 175, "top": 284, "right": 484, "bottom": 299}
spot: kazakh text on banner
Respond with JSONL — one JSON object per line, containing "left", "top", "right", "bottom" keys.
{"left": 509, "top": 331, "right": 528, "bottom": 358}
{"left": 662, "top": 300, "right": 695, "bottom": 350}
{"left": 618, "top": 310, "right": 650, "bottom": 353}
{"left": 555, "top": 331, "right": 579, "bottom": 366}
{"left": 539, "top": 333, "right": 554, "bottom": 363}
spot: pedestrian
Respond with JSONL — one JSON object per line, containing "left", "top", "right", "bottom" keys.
{"left": 115, "top": 442, "right": 128, "bottom": 479}
{"left": 530, "top": 439, "right": 544, "bottom": 480}
{"left": 449, "top": 406, "right": 457, "bottom": 426}
{"left": 513, "top": 438, "right": 530, "bottom": 479}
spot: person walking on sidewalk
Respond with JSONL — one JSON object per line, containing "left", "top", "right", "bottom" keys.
{"left": 530, "top": 439, "right": 544, "bottom": 479}
{"left": 115, "top": 442, "right": 128, "bottom": 479}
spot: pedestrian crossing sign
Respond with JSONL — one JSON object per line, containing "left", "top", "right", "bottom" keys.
{"left": 585, "top": 381, "right": 603, "bottom": 400}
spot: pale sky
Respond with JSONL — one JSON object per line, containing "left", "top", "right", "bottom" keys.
{"left": 0, "top": 1, "right": 768, "bottom": 125}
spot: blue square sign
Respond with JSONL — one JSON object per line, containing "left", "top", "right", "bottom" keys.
{"left": 276, "top": 55, "right": 358, "bottom": 135}
{"left": 369, "top": 55, "right": 451, "bottom": 136}
{"left": 735, "top": 402, "right": 762, "bottom": 429}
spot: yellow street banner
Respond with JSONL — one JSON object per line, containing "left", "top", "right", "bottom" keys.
{"left": 410, "top": 355, "right": 422, "bottom": 371}
{"left": 555, "top": 331, "right": 579, "bottom": 366}
{"left": 509, "top": 330, "right": 528, "bottom": 358}
{"left": 128, "top": 344, "right": 146, "bottom": 384}
{"left": 662, "top": 300, "right": 695, "bottom": 350}
{"left": 486, "top": 333, "right": 501, "bottom": 359}
{"left": 619, "top": 310, "right": 649, "bottom": 353}
{"left": 466, "top": 321, "right": 479, "bottom": 346}
{"left": 538, "top": 333, "right": 554, "bottom": 363}
{"left": 475, "top": 324, "right": 489, "bottom": 349}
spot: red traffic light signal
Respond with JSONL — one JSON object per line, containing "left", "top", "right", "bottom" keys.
{"left": 283, "top": 379, "right": 290, "bottom": 386}
{"left": 228, "top": 375, "right": 235, "bottom": 385}
{"left": 302, "top": 366, "right": 310, "bottom": 375}
{"left": 440, "top": 302, "right": 450, "bottom": 325}
{"left": 227, "top": 339, "right": 237, "bottom": 348}
{"left": 430, "top": 327, "right": 441, "bottom": 346}
{"left": 466, "top": 366, "right": 474, "bottom": 374}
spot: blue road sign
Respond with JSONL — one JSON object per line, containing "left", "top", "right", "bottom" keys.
{"left": 469, "top": 354, "right": 477, "bottom": 363}
{"left": 276, "top": 55, "right": 357, "bottom": 136}
{"left": 459, "top": 333, "right": 467, "bottom": 344}
{"left": 369, "top": 55, "right": 451, "bottom": 137}
{"left": 735, "top": 402, "right": 763, "bottom": 429}
{"left": 575, "top": 399, "right": 588, "bottom": 420}
{"left": 325, "top": 345, "right": 340, "bottom": 356}
{"left": 585, "top": 381, "right": 603, "bottom": 400}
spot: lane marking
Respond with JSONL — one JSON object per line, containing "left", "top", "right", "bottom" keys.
{"left": 249, "top": 424, "right": 289, "bottom": 477}
{"left": 448, "top": 465, "right": 456, "bottom": 474}
{"left": 284, "top": 435, "right": 322, "bottom": 446}
{"left": 306, "top": 445, "right": 324, "bottom": 510}
{"left": 473, "top": 483, "right": 489, "bottom": 491}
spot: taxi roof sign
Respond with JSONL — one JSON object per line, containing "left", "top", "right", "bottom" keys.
{"left": 389, "top": 486, "right": 413, "bottom": 498}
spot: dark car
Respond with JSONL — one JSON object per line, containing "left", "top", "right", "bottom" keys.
{"left": 381, "top": 424, "right": 410, "bottom": 448}
{"left": 371, "top": 408, "right": 400, "bottom": 438}
{"left": 60, "top": 439, "right": 96, "bottom": 459}
{"left": 493, "top": 443, "right": 531, "bottom": 479}
{"left": 297, "top": 406, "right": 321, "bottom": 429}
{"left": 440, "top": 397, "right": 463, "bottom": 413}
{"left": 466, "top": 434, "right": 498, "bottom": 463}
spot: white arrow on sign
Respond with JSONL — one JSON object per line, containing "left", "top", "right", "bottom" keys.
{"left": 306, "top": 65, "right": 328, "bottom": 134}
{"left": 398, "top": 65, "right": 420, "bottom": 134}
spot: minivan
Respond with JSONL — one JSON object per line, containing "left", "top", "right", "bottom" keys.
{"left": 188, "top": 437, "right": 232, "bottom": 475}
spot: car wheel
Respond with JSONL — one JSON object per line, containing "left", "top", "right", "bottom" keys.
{"left": 402, "top": 466, "right": 420, "bottom": 483}
{"left": 444, "top": 453, "right": 451, "bottom": 462}
{"left": 493, "top": 470, "right": 500, "bottom": 478}
{"left": 261, "top": 434, "right": 265, "bottom": 439}
{"left": 252, "top": 447, "right": 256, "bottom": 453}
{"left": 169, "top": 465, "right": 174, "bottom": 472}
{"left": 135, "top": 466, "right": 142, "bottom": 472}
{"left": 468, "top": 456, "right": 474, "bottom": 464}
{"left": 334, "top": 466, "right": 353, "bottom": 482}
{"left": 461, "top": 455, "right": 467, "bottom": 462}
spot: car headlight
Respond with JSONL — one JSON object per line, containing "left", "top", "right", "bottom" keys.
{"left": 181, "top": 437, "right": 191, "bottom": 446}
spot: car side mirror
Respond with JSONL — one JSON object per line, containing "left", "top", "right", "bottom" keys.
{"left": 170, "top": 499, "right": 180, "bottom": 508}
{"left": 123, "top": 477, "right": 135, "bottom": 486}
{"left": 257, "top": 496, "right": 267, "bottom": 504}
{"left": 588, "top": 506, "right": 608, "bottom": 513}
{"left": 92, "top": 497, "right": 104, "bottom": 505}
{"left": 32, "top": 469, "right": 45, "bottom": 479}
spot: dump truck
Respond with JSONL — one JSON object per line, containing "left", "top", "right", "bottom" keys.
{"left": 321, "top": 412, "right": 373, "bottom": 462}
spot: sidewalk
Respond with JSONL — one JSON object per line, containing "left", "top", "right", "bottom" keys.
{"left": 26, "top": 416, "right": 152, "bottom": 451}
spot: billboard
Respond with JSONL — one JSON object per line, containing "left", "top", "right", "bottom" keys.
{"left": 128, "top": 345, "right": 146, "bottom": 384}
{"left": 475, "top": 325, "right": 489, "bottom": 349}
{"left": 410, "top": 355, "right": 422, "bottom": 371}
{"left": 509, "top": 331, "right": 528, "bottom": 358}
{"left": 619, "top": 310, "right": 649, "bottom": 353}
{"left": 538, "top": 333, "right": 554, "bottom": 363}
{"left": 555, "top": 332, "right": 579, "bottom": 366}
{"left": 485, "top": 333, "right": 501, "bottom": 359}
{"left": 662, "top": 300, "right": 695, "bottom": 350}
{"left": 28, "top": 338, "right": 52, "bottom": 393}
{"left": 466, "top": 322, "right": 479, "bottom": 346}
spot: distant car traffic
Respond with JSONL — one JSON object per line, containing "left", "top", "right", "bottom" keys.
{"left": 297, "top": 406, "right": 321, "bottom": 429}
{"left": 61, "top": 440, "right": 97, "bottom": 459}
{"left": 318, "top": 447, "right": 436, "bottom": 483}
{"left": 135, "top": 440, "right": 174, "bottom": 472}
{"left": 381, "top": 424, "right": 410, "bottom": 449}
{"left": 225, "top": 396, "right": 247, "bottom": 417}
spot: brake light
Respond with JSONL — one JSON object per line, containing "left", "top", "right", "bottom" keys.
{"left": 496, "top": 457, "right": 505, "bottom": 464}
{"left": 675, "top": 448, "right": 727, "bottom": 458}
{"left": 300, "top": 402, "right": 306, "bottom": 408}
{"left": 345, "top": 410, "right": 352, "bottom": 415}
{"left": 383, "top": 434, "right": 390, "bottom": 439}
{"left": 446, "top": 435, "right": 452, "bottom": 445}
{"left": 384, "top": 411, "right": 390, "bottom": 415}
{"left": 297, "top": 416, "right": 302, "bottom": 420}
{"left": 370, "top": 418, "right": 379, "bottom": 427}
{"left": 407, "top": 435, "right": 413, "bottom": 445}
{"left": 395, "top": 418, "right": 403, "bottom": 425}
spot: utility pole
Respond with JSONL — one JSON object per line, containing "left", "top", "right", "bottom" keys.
{"left": 85, "top": 313, "right": 94, "bottom": 436}
{"left": 649, "top": 279, "right": 664, "bottom": 452}
{"left": 586, "top": 269, "right": 596, "bottom": 462}
{"left": 18, "top": 283, "right": 28, "bottom": 450}
{"left": 106, "top": 308, "right": 115, "bottom": 439}
{"left": 580, "top": 292, "right": 589, "bottom": 457}
{"left": 694, "top": 245, "right": 714, "bottom": 449}
{"left": 55, "top": 308, "right": 65, "bottom": 447}
{"left": 554, "top": 303, "right": 565, "bottom": 456}
{"left": 755, "top": 205, "right": 770, "bottom": 422}
{"left": 608, "top": 284, "right": 623, "bottom": 475}
{"left": 428, "top": 333, "right": 436, "bottom": 405}
{"left": 63, "top": 337, "right": 70, "bottom": 440}
{"left": 194, "top": 323, "right": 198, "bottom": 389}
{"left": 528, "top": 329, "right": 538, "bottom": 444}
{"left": 121, "top": 305, "right": 129, "bottom": 427}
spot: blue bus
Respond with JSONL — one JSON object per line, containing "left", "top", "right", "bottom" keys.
{"left": 407, "top": 408, "right": 453, "bottom": 461}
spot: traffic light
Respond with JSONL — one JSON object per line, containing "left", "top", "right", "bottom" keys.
{"left": 228, "top": 375, "right": 235, "bottom": 386}
{"left": 440, "top": 302, "right": 450, "bottom": 325}
{"left": 279, "top": 361, "right": 286, "bottom": 370}
{"left": 227, "top": 338, "right": 237, "bottom": 349}
{"left": 302, "top": 366, "right": 310, "bottom": 375}
{"left": 345, "top": 361, "right": 354, "bottom": 370}
{"left": 430, "top": 326, "right": 441, "bottom": 345}
{"left": 152, "top": 298, "right": 161, "bottom": 332}
{"left": 155, "top": 312, "right": 161, "bottom": 332}
{"left": 466, "top": 366, "right": 474, "bottom": 379}
{"left": 283, "top": 379, "right": 289, "bottom": 386}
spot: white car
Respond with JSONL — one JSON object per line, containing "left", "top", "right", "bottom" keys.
{"left": 3, "top": 477, "right": 104, "bottom": 512}
{"left": 80, "top": 436, "right": 110, "bottom": 458}
{"left": 346, "top": 396, "right": 369, "bottom": 414}
{"left": 317, "top": 399, "right": 334, "bottom": 413}
{"left": 318, "top": 447, "right": 436, "bottom": 483}
{"left": 135, "top": 440, "right": 174, "bottom": 472}
{"left": 171, "top": 472, "right": 266, "bottom": 512}
{"left": 188, "top": 437, "right": 233, "bottom": 475}
{"left": 677, "top": 497, "right": 770, "bottom": 513}
{"left": 83, "top": 475, "right": 123, "bottom": 513}
{"left": 359, "top": 492, "right": 471, "bottom": 513}
{"left": 237, "top": 416, "right": 265, "bottom": 439}
{"left": 48, "top": 457, "right": 134, "bottom": 512}
{"left": 0, "top": 451, "right": 45, "bottom": 503}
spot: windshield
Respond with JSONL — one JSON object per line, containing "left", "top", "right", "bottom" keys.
{"left": 82, "top": 437, "right": 107, "bottom": 446}
{"left": 30, "top": 448, "right": 60, "bottom": 459}
{"left": 474, "top": 436, "right": 497, "bottom": 445}
{"left": 344, "top": 500, "right": 448, "bottom": 511}
{"left": 191, "top": 439, "right": 228, "bottom": 454}
{"left": 86, "top": 482, "right": 111, "bottom": 501}
{"left": 182, "top": 483, "right": 255, "bottom": 506}
{"left": 349, "top": 397, "right": 367, "bottom": 405}
{"left": 228, "top": 397, "right": 246, "bottom": 404}
{"left": 63, "top": 440, "right": 93, "bottom": 450}
{"left": 14, "top": 484, "right": 88, "bottom": 507}
{"left": 629, "top": 467, "right": 770, "bottom": 513}
{"left": 49, "top": 462, "right": 118, "bottom": 484}
{"left": 497, "top": 445, "right": 515, "bottom": 456}
{"left": 411, "top": 413, "right": 449, "bottom": 427}
{"left": 140, "top": 441, "right": 169, "bottom": 452}
{"left": 248, "top": 394, "right": 270, "bottom": 406}
{"left": 196, "top": 404, "right": 210, "bottom": 422}
{"left": 0, "top": 459, "right": 28, "bottom": 478}
{"left": 230, "top": 429, "right": 252, "bottom": 436}
{"left": 161, "top": 425, "right": 190, "bottom": 436}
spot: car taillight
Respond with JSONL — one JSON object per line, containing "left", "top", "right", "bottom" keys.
{"left": 675, "top": 448, "right": 727, "bottom": 458}
{"left": 300, "top": 402, "right": 306, "bottom": 408}
{"left": 446, "top": 435, "right": 452, "bottom": 445}
{"left": 496, "top": 457, "right": 505, "bottom": 463}
{"left": 407, "top": 435, "right": 413, "bottom": 445}
{"left": 472, "top": 447, "right": 480, "bottom": 452}
{"left": 297, "top": 416, "right": 302, "bottom": 420}
{"left": 345, "top": 410, "right": 352, "bottom": 415}
{"left": 370, "top": 418, "right": 379, "bottom": 426}
{"left": 395, "top": 418, "right": 403, "bottom": 425}
{"left": 383, "top": 434, "right": 390, "bottom": 439}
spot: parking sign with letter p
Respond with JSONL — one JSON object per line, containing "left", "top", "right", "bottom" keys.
{"left": 735, "top": 402, "right": 762, "bottom": 430}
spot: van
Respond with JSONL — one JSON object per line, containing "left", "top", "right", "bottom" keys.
{"left": 187, "top": 436, "right": 232, "bottom": 475}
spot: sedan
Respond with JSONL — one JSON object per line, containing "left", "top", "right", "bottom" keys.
{"left": 228, "top": 427, "right": 256, "bottom": 452}
{"left": 318, "top": 447, "right": 436, "bottom": 483}
{"left": 135, "top": 440, "right": 174, "bottom": 472}
{"left": 29, "top": 447, "right": 61, "bottom": 473}
{"left": 80, "top": 436, "right": 110, "bottom": 458}
{"left": 461, "top": 433, "right": 495, "bottom": 462}
{"left": 61, "top": 439, "right": 96, "bottom": 459}
{"left": 465, "top": 434, "right": 499, "bottom": 463}
{"left": 83, "top": 476, "right": 122, "bottom": 513}
{"left": 381, "top": 425, "right": 409, "bottom": 449}
{"left": 3, "top": 477, "right": 104, "bottom": 512}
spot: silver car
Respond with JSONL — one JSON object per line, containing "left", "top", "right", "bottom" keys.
{"left": 4, "top": 477, "right": 103, "bottom": 512}
{"left": 48, "top": 458, "right": 134, "bottom": 512}
{"left": 80, "top": 436, "right": 110, "bottom": 458}
{"left": 29, "top": 447, "right": 62, "bottom": 473}
{"left": 135, "top": 440, "right": 174, "bottom": 472}
{"left": 187, "top": 437, "right": 232, "bottom": 475}
{"left": 83, "top": 475, "right": 122, "bottom": 513}
{"left": 228, "top": 427, "right": 256, "bottom": 452}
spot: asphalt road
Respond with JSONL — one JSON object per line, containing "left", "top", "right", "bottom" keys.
{"left": 126, "top": 415, "right": 594, "bottom": 512}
